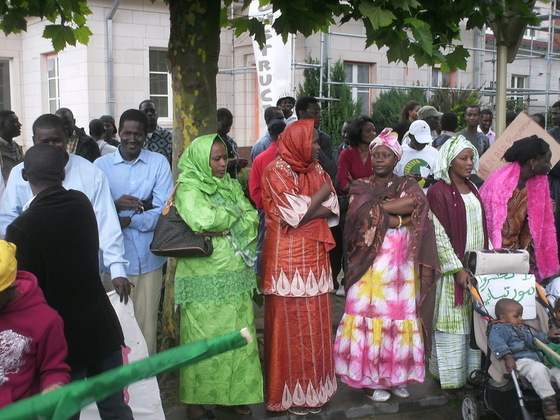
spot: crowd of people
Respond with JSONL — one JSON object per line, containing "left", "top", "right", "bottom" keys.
{"left": 1, "top": 93, "right": 560, "bottom": 420}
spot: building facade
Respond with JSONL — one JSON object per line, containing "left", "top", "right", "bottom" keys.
{"left": 1, "top": 0, "right": 559, "bottom": 150}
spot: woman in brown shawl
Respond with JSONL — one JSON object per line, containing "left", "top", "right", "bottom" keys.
{"left": 333, "top": 128, "right": 438, "bottom": 402}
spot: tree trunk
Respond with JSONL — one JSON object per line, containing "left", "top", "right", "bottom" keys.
{"left": 160, "top": 0, "right": 222, "bottom": 351}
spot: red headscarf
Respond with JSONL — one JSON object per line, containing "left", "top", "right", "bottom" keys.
{"left": 277, "top": 120, "right": 316, "bottom": 173}
{"left": 267, "top": 119, "right": 336, "bottom": 249}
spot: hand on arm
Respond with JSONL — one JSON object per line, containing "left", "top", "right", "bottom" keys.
{"left": 227, "top": 158, "right": 238, "bottom": 171}
{"left": 237, "top": 158, "right": 249, "bottom": 169}
{"left": 299, "top": 183, "right": 333, "bottom": 226}
{"left": 382, "top": 196, "right": 415, "bottom": 215}
{"left": 119, "top": 216, "right": 131, "bottom": 229}
{"left": 388, "top": 214, "right": 412, "bottom": 228}
{"left": 115, "top": 195, "right": 143, "bottom": 212}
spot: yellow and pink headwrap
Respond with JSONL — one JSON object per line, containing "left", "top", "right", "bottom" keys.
{"left": 0, "top": 241, "right": 17, "bottom": 292}
{"left": 369, "top": 128, "right": 403, "bottom": 161}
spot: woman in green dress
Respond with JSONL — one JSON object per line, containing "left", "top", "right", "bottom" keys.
{"left": 174, "top": 134, "right": 263, "bottom": 420}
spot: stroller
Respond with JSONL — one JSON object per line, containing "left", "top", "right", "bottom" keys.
{"left": 461, "top": 272, "right": 560, "bottom": 420}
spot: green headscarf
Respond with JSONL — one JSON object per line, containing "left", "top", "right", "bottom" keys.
{"left": 176, "top": 133, "right": 256, "bottom": 266}
{"left": 177, "top": 134, "right": 238, "bottom": 203}
{"left": 433, "top": 135, "right": 479, "bottom": 184}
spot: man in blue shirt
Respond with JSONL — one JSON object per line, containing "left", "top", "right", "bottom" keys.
{"left": 94, "top": 109, "right": 173, "bottom": 356}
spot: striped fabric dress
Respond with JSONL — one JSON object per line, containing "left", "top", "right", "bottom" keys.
{"left": 429, "top": 192, "right": 484, "bottom": 389}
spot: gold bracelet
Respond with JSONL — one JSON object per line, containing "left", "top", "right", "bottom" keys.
{"left": 396, "top": 215, "right": 403, "bottom": 229}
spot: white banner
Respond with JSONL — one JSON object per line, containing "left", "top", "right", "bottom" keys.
{"left": 249, "top": 1, "right": 293, "bottom": 115}
{"left": 81, "top": 292, "right": 165, "bottom": 420}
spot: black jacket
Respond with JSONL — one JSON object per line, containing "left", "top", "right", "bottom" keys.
{"left": 74, "top": 127, "right": 101, "bottom": 162}
{"left": 6, "top": 186, "right": 124, "bottom": 370}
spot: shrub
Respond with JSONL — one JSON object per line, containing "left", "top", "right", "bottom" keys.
{"left": 371, "top": 88, "right": 427, "bottom": 130}
{"left": 429, "top": 85, "right": 482, "bottom": 131}
{"left": 297, "top": 57, "right": 362, "bottom": 146}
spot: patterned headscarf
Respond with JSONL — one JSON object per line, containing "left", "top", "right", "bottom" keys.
{"left": 0, "top": 241, "right": 17, "bottom": 292}
{"left": 369, "top": 128, "right": 402, "bottom": 161}
{"left": 433, "top": 135, "right": 479, "bottom": 185}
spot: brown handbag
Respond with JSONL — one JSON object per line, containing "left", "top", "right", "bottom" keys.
{"left": 150, "top": 183, "right": 224, "bottom": 257}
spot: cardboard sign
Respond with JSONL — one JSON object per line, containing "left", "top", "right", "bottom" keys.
{"left": 477, "top": 112, "right": 560, "bottom": 179}
{"left": 475, "top": 273, "right": 536, "bottom": 319}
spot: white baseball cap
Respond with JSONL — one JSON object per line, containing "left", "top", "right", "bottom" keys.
{"left": 409, "top": 120, "right": 433, "bottom": 144}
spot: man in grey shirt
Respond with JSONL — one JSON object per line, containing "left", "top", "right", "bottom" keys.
{"left": 456, "top": 105, "right": 490, "bottom": 156}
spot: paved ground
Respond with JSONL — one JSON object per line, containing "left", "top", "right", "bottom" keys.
{"left": 162, "top": 292, "right": 467, "bottom": 419}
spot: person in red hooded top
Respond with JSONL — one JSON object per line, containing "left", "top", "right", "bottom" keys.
{"left": 0, "top": 240, "right": 70, "bottom": 407}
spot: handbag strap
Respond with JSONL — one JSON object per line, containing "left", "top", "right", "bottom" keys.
{"left": 162, "top": 183, "right": 226, "bottom": 238}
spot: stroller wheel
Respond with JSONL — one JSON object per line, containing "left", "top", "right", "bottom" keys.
{"left": 462, "top": 394, "right": 481, "bottom": 420}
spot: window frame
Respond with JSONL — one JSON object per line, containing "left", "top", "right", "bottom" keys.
{"left": 46, "top": 54, "right": 60, "bottom": 114}
{"left": 343, "top": 61, "right": 373, "bottom": 115}
{"left": 0, "top": 58, "right": 11, "bottom": 110}
{"left": 148, "top": 48, "right": 172, "bottom": 121}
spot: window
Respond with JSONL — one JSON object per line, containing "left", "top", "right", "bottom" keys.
{"left": 46, "top": 55, "right": 60, "bottom": 113}
{"left": 344, "top": 62, "right": 372, "bottom": 115}
{"left": 149, "top": 49, "right": 172, "bottom": 119}
{"left": 0, "top": 59, "right": 10, "bottom": 110}
{"left": 523, "top": 27, "right": 537, "bottom": 40}
{"left": 510, "top": 74, "right": 527, "bottom": 108}
{"left": 432, "top": 68, "right": 451, "bottom": 87}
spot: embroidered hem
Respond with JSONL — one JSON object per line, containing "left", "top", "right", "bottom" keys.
{"left": 175, "top": 266, "right": 257, "bottom": 307}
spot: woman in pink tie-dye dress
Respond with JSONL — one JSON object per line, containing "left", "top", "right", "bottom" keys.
{"left": 333, "top": 128, "right": 439, "bottom": 402}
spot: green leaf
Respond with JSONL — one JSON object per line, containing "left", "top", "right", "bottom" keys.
{"left": 392, "top": 0, "right": 421, "bottom": 12}
{"left": 74, "top": 13, "right": 86, "bottom": 27}
{"left": 43, "top": 24, "right": 78, "bottom": 51}
{"left": 411, "top": 23, "right": 433, "bottom": 55}
{"left": 443, "top": 46, "right": 470, "bottom": 71}
{"left": 359, "top": 4, "right": 396, "bottom": 30}
{"left": 0, "top": 11, "right": 28, "bottom": 33}
{"left": 44, "top": 25, "right": 67, "bottom": 51}
{"left": 230, "top": 17, "right": 249, "bottom": 36}
{"left": 73, "top": 25, "right": 92, "bottom": 45}
{"left": 386, "top": 40, "right": 411, "bottom": 64}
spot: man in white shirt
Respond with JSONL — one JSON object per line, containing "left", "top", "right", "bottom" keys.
{"left": 0, "top": 114, "right": 132, "bottom": 302}
{"left": 478, "top": 109, "right": 496, "bottom": 145}
{"left": 396, "top": 120, "right": 438, "bottom": 191}
{"left": 277, "top": 92, "right": 297, "bottom": 125}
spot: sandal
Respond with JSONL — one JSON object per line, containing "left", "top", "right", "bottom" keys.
{"left": 308, "top": 406, "right": 322, "bottom": 414}
{"left": 288, "top": 406, "right": 311, "bottom": 416}
{"left": 391, "top": 388, "right": 410, "bottom": 398}
{"left": 190, "top": 409, "right": 216, "bottom": 420}
{"left": 216, "top": 404, "right": 251, "bottom": 415}
{"left": 367, "top": 389, "right": 391, "bottom": 402}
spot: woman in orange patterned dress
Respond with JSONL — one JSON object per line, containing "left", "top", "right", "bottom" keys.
{"left": 261, "top": 119, "right": 340, "bottom": 416}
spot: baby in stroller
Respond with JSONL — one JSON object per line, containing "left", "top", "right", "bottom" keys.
{"left": 488, "top": 298, "right": 560, "bottom": 420}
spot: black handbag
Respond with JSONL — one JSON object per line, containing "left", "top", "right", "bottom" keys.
{"left": 150, "top": 183, "right": 224, "bottom": 257}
